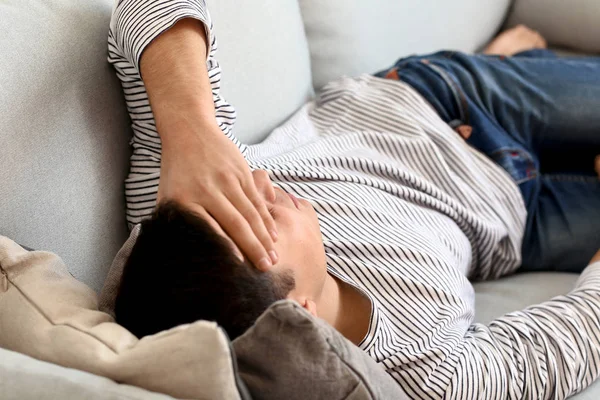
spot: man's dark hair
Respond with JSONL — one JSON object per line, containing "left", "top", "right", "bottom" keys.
{"left": 114, "top": 201, "right": 295, "bottom": 340}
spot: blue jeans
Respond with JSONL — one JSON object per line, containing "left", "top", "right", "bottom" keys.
{"left": 376, "top": 49, "right": 600, "bottom": 273}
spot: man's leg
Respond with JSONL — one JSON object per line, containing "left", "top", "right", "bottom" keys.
{"left": 512, "top": 48, "right": 557, "bottom": 59}
{"left": 435, "top": 53, "right": 600, "bottom": 176}
{"left": 377, "top": 41, "right": 600, "bottom": 272}
{"left": 438, "top": 53, "right": 600, "bottom": 271}
{"left": 524, "top": 175, "right": 600, "bottom": 272}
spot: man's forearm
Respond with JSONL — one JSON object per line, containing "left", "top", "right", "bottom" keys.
{"left": 140, "top": 18, "right": 220, "bottom": 148}
{"left": 452, "top": 262, "right": 600, "bottom": 399}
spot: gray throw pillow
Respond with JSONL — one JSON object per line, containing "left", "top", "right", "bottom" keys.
{"left": 233, "top": 300, "right": 409, "bottom": 400}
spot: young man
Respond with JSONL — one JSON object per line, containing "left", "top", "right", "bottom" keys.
{"left": 108, "top": 0, "right": 600, "bottom": 398}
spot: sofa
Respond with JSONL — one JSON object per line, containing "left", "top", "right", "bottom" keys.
{"left": 1, "top": 0, "right": 599, "bottom": 398}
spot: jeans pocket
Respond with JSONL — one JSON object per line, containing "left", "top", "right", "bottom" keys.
{"left": 424, "top": 61, "right": 470, "bottom": 125}
{"left": 489, "top": 147, "right": 538, "bottom": 184}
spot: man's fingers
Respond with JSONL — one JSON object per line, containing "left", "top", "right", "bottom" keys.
{"left": 185, "top": 202, "right": 249, "bottom": 262}
{"left": 245, "top": 179, "right": 278, "bottom": 242}
{"left": 256, "top": 199, "right": 278, "bottom": 243}
{"left": 250, "top": 169, "right": 278, "bottom": 241}
{"left": 252, "top": 169, "right": 277, "bottom": 202}
{"left": 229, "top": 187, "right": 278, "bottom": 264}
{"left": 210, "top": 195, "right": 275, "bottom": 271}
{"left": 187, "top": 203, "right": 228, "bottom": 238}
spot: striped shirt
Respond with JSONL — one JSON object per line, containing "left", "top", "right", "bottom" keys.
{"left": 109, "top": 1, "right": 600, "bottom": 398}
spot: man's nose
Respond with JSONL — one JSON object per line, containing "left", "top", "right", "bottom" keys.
{"left": 252, "top": 169, "right": 276, "bottom": 202}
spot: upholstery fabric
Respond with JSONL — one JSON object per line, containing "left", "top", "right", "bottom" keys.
{"left": 298, "top": 0, "right": 513, "bottom": 89}
{"left": 207, "top": 0, "right": 314, "bottom": 144}
{"left": 506, "top": 0, "right": 600, "bottom": 54}
{"left": 0, "top": 347, "right": 175, "bottom": 400}
{"left": 0, "top": 0, "right": 131, "bottom": 293}
{"left": 473, "top": 272, "right": 579, "bottom": 324}
{"left": 233, "top": 300, "right": 409, "bottom": 400}
{"left": 0, "top": 236, "right": 243, "bottom": 400}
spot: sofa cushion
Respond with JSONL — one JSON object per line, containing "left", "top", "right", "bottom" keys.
{"left": 299, "top": 0, "right": 513, "bottom": 89}
{"left": 506, "top": 0, "right": 600, "bottom": 54}
{"left": 0, "top": 347, "right": 175, "bottom": 400}
{"left": 207, "top": 0, "right": 314, "bottom": 144}
{"left": 233, "top": 300, "right": 409, "bottom": 400}
{"left": 0, "top": 236, "right": 246, "bottom": 400}
{"left": 473, "top": 272, "right": 579, "bottom": 324}
{"left": 0, "top": 0, "right": 131, "bottom": 292}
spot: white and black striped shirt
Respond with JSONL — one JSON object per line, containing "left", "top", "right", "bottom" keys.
{"left": 109, "top": 1, "right": 600, "bottom": 398}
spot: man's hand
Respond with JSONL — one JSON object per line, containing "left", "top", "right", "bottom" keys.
{"left": 158, "top": 123, "right": 278, "bottom": 270}
{"left": 140, "top": 18, "right": 278, "bottom": 270}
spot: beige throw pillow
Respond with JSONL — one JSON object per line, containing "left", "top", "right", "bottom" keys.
{"left": 0, "top": 235, "right": 243, "bottom": 400}
{"left": 99, "top": 225, "right": 140, "bottom": 318}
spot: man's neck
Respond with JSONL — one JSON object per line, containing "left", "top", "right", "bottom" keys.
{"left": 316, "top": 274, "right": 371, "bottom": 345}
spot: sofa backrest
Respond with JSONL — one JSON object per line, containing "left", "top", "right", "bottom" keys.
{"left": 208, "top": 0, "right": 314, "bottom": 145}
{"left": 300, "top": 0, "right": 513, "bottom": 89}
{"left": 506, "top": 0, "right": 600, "bottom": 54}
{"left": 0, "top": 0, "right": 131, "bottom": 292}
{"left": 0, "top": 0, "right": 513, "bottom": 291}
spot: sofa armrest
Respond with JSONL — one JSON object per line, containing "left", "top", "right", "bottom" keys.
{"left": 0, "top": 347, "right": 175, "bottom": 400}
{"left": 506, "top": 0, "right": 600, "bottom": 53}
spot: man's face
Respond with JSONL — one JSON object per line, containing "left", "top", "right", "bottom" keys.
{"left": 235, "top": 170, "right": 328, "bottom": 301}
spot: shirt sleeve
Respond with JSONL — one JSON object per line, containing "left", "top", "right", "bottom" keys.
{"left": 106, "top": 0, "right": 241, "bottom": 228}
{"left": 446, "top": 261, "right": 600, "bottom": 399}
{"left": 108, "top": 0, "right": 213, "bottom": 74}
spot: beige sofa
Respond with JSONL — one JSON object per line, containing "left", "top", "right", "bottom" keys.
{"left": 1, "top": 0, "right": 599, "bottom": 398}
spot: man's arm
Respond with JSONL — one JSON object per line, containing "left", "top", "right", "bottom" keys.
{"left": 139, "top": 18, "right": 215, "bottom": 144}
{"left": 374, "top": 250, "right": 600, "bottom": 399}
{"left": 445, "top": 256, "right": 600, "bottom": 399}
{"left": 109, "top": 1, "right": 278, "bottom": 269}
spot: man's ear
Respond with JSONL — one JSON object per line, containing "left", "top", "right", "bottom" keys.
{"left": 287, "top": 292, "right": 318, "bottom": 317}
{"left": 302, "top": 299, "right": 318, "bottom": 317}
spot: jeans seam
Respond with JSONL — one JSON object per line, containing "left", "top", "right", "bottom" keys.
{"left": 544, "top": 174, "right": 600, "bottom": 183}
{"left": 423, "top": 62, "right": 470, "bottom": 125}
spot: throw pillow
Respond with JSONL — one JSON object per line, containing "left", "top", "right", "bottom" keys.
{"left": 99, "top": 225, "right": 140, "bottom": 318}
{"left": 0, "top": 235, "right": 246, "bottom": 400}
{"left": 233, "top": 300, "right": 410, "bottom": 400}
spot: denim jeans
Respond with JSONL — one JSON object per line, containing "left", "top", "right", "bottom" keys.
{"left": 376, "top": 49, "right": 600, "bottom": 273}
